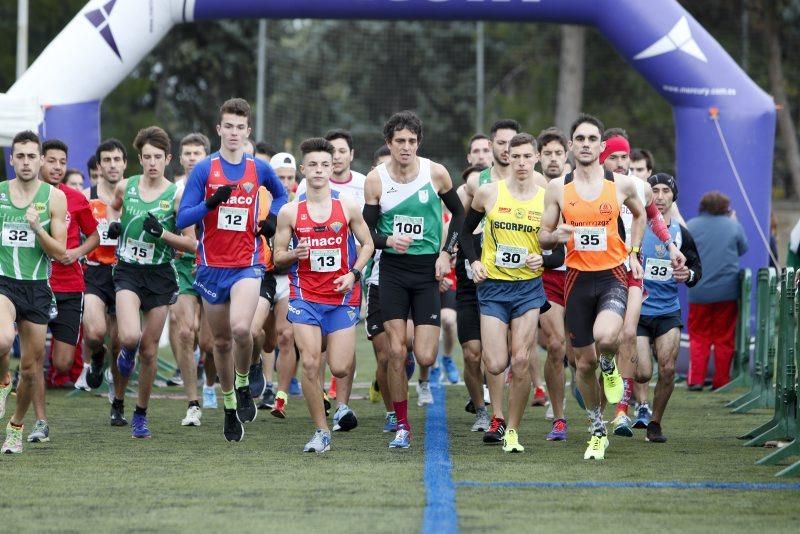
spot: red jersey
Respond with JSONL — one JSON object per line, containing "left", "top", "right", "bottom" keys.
{"left": 86, "top": 193, "right": 118, "bottom": 266}
{"left": 197, "top": 155, "right": 267, "bottom": 268}
{"left": 50, "top": 184, "right": 99, "bottom": 293}
{"left": 289, "top": 192, "right": 360, "bottom": 306}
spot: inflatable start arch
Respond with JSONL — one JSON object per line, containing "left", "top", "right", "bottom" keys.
{"left": 6, "top": 0, "right": 776, "bottom": 276}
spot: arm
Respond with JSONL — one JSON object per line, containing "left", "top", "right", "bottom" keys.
{"left": 273, "top": 203, "right": 302, "bottom": 268}
{"left": 110, "top": 179, "right": 126, "bottom": 213}
{"left": 674, "top": 225, "right": 702, "bottom": 287}
{"left": 362, "top": 170, "right": 403, "bottom": 250}
{"left": 59, "top": 201, "right": 101, "bottom": 264}
{"left": 333, "top": 199, "right": 376, "bottom": 293}
{"left": 736, "top": 222, "right": 749, "bottom": 256}
{"left": 542, "top": 243, "right": 565, "bottom": 269}
{"left": 620, "top": 175, "right": 645, "bottom": 279}
{"left": 30, "top": 188, "right": 67, "bottom": 258}
{"left": 258, "top": 160, "right": 289, "bottom": 216}
{"left": 176, "top": 161, "right": 211, "bottom": 229}
{"left": 539, "top": 180, "right": 568, "bottom": 250}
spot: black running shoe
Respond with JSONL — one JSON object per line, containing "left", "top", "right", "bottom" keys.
{"left": 483, "top": 416, "right": 506, "bottom": 444}
{"left": 86, "top": 345, "right": 106, "bottom": 389}
{"left": 248, "top": 359, "right": 266, "bottom": 398}
{"left": 224, "top": 408, "right": 244, "bottom": 442}
{"left": 258, "top": 387, "right": 276, "bottom": 410}
{"left": 465, "top": 399, "right": 476, "bottom": 414}
{"left": 235, "top": 386, "right": 257, "bottom": 423}
{"left": 646, "top": 421, "right": 667, "bottom": 443}
{"left": 110, "top": 403, "right": 128, "bottom": 427}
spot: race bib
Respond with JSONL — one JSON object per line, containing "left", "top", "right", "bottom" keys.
{"left": 392, "top": 215, "right": 424, "bottom": 240}
{"left": 644, "top": 257, "right": 673, "bottom": 281}
{"left": 218, "top": 206, "right": 248, "bottom": 232}
{"left": 122, "top": 238, "right": 155, "bottom": 264}
{"left": 97, "top": 222, "right": 118, "bottom": 246}
{"left": 494, "top": 244, "right": 527, "bottom": 268}
{"left": 1, "top": 222, "right": 35, "bottom": 248}
{"left": 574, "top": 227, "right": 607, "bottom": 251}
{"left": 310, "top": 248, "right": 341, "bottom": 273}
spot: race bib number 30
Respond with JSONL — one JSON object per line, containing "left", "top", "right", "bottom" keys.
{"left": 218, "top": 206, "right": 248, "bottom": 232}
{"left": 123, "top": 238, "right": 155, "bottom": 264}
{"left": 494, "top": 244, "right": 527, "bottom": 268}
{"left": 645, "top": 257, "right": 673, "bottom": 281}
{"left": 392, "top": 215, "right": 424, "bottom": 240}
{"left": 310, "top": 248, "right": 341, "bottom": 273}
{"left": 574, "top": 227, "right": 607, "bottom": 251}
{"left": 2, "top": 222, "right": 35, "bottom": 248}
{"left": 97, "top": 222, "right": 118, "bottom": 246}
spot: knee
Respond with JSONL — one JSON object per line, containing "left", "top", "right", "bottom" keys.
{"left": 231, "top": 323, "right": 250, "bottom": 343}
{"left": 119, "top": 333, "right": 140, "bottom": 350}
{"left": 595, "top": 333, "right": 618, "bottom": 353}
{"left": 213, "top": 336, "right": 233, "bottom": 355}
{"left": 178, "top": 324, "right": 196, "bottom": 347}
{"left": 484, "top": 358, "right": 506, "bottom": 376}
{"left": 0, "top": 332, "right": 14, "bottom": 356}
{"left": 18, "top": 364, "right": 37, "bottom": 385}
{"left": 138, "top": 350, "right": 156, "bottom": 365}
{"left": 463, "top": 347, "right": 481, "bottom": 366}
{"left": 576, "top": 355, "right": 597, "bottom": 375}
{"left": 659, "top": 359, "right": 676, "bottom": 382}
{"left": 329, "top": 361, "right": 350, "bottom": 379}
{"left": 547, "top": 338, "right": 565, "bottom": 360}
{"left": 83, "top": 323, "right": 104, "bottom": 344}
{"left": 53, "top": 355, "right": 73, "bottom": 373}
{"left": 510, "top": 352, "right": 530, "bottom": 374}
{"left": 301, "top": 354, "right": 321, "bottom": 376}
{"left": 277, "top": 328, "right": 293, "bottom": 350}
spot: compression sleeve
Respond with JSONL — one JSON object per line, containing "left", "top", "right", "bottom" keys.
{"left": 459, "top": 208, "right": 484, "bottom": 264}
{"left": 646, "top": 201, "right": 672, "bottom": 244}
{"left": 177, "top": 159, "right": 211, "bottom": 229}
{"left": 542, "top": 243, "right": 565, "bottom": 269}
{"left": 679, "top": 225, "right": 702, "bottom": 288}
{"left": 362, "top": 203, "right": 388, "bottom": 249}
{"left": 439, "top": 188, "right": 464, "bottom": 255}
{"left": 257, "top": 160, "right": 289, "bottom": 216}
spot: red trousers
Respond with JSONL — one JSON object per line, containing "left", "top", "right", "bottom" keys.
{"left": 688, "top": 301, "right": 737, "bottom": 389}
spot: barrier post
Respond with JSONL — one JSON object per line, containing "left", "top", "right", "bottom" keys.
{"left": 716, "top": 269, "right": 752, "bottom": 392}
{"left": 775, "top": 275, "right": 800, "bottom": 476}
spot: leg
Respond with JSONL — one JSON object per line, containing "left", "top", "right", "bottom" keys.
{"left": 10, "top": 320, "right": 48, "bottom": 426}
{"left": 371, "top": 332, "right": 393, "bottom": 412}
{"left": 171, "top": 295, "right": 200, "bottom": 404}
{"left": 274, "top": 298, "right": 296, "bottom": 394}
{"left": 507, "top": 309, "right": 539, "bottom": 430}
{"left": 539, "top": 303, "right": 566, "bottom": 420}
{"left": 136, "top": 305, "right": 170, "bottom": 409}
{"left": 114, "top": 290, "right": 144, "bottom": 397}
{"left": 711, "top": 301, "right": 737, "bottom": 389}
{"left": 616, "top": 286, "right": 643, "bottom": 414}
{"left": 229, "top": 278, "right": 260, "bottom": 379}
{"left": 203, "top": 300, "right": 234, "bottom": 393}
{"left": 687, "top": 302, "right": 712, "bottom": 388}
{"left": 651, "top": 328, "right": 681, "bottom": 424}
{"left": 461, "top": 340, "right": 484, "bottom": 407}
{"left": 295, "top": 324, "right": 326, "bottom": 430}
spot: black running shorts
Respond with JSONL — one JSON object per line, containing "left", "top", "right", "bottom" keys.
{"left": 113, "top": 261, "right": 178, "bottom": 312}
{"left": 85, "top": 264, "right": 116, "bottom": 314}
{"left": 564, "top": 266, "right": 628, "bottom": 348}
{"left": 379, "top": 253, "right": 440, "bottom": 327}
{"left": 260, "top": 270, "right": 277, "bottom": 306}
{"left": 637, "top": 310, "right": 683, "bottom": 340}
{"left": 0, "top": 275, "right": 56, "bottom": 325}
{"left": 50, "top": 292, "right": 84, "bottom": 345}
{"left": 365, "top": 283, "right": 384, "bottom": 339}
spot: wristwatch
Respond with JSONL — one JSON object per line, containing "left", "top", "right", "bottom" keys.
{"left": 349, "top": 268, "right": 362, "bottom": 282}
{"left": 630, "top": 245, "right": 641, "bottom": 254}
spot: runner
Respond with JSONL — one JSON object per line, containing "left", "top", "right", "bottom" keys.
{"left": 460, "top": 132, "right": 547, "bottom": 453}
{"left": 539, "top": 114, "right": 646, "bottom": 460}
{"left": 1, "top": 131, "right": 67, "bottom": 454}
{"left": 26, "top": 140, "right": 100, "bottom": 444}
{"left": 466, "top": 134, "right": 493, "bottom": 168}
{"left": 637, "top": 173, "right": 702, "bottom": 442}
{"left": 273, "top": 137, "right": 374, "bottom": 452}
{"left": 362, "top": 110, "right": 464, "bottom": 449}
{"left": 87, "top": 154, "right": 102, "bottom": 188}
{"left": 109, "top": 126, "right": 196, "bottom": 439}
{"left": 176, "top": 98, "right": 288, "bottom": 442}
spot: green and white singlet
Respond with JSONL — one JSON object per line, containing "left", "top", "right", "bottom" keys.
{"left": 116, "top": 175, "right": 178, "bottom": 266}
{"left": 376, "top": 157, "right": 442, "bottom": 256}
{"left": 0, "top": 181, "right": 53, "bottom": 280}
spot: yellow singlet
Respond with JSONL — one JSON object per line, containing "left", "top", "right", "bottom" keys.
{"left": 481, "top": 180, "right": 544, "bottom": 281}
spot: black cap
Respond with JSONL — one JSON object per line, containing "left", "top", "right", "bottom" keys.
{"left": 648, "top": 173, "right": 677, "bottom": 201}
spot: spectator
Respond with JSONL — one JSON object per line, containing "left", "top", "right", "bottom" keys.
{"left": 686, "top": 191, "right": 748, "bottom": 390}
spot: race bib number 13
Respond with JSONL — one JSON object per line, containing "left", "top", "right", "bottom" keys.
{"left": 310, "top": 248, "right": 341, "bottom": 273}
{"left": 574, "top": 227, "right": 607, "bottom": 251}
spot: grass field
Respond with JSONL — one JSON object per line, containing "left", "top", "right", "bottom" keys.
{"left": 2, "top": 332, "right": 799, "bottom": 533}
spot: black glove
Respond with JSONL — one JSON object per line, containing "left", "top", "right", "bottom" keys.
{"left": 258, "top": 216, "right": 277, "bottom": 238}
{"left": 205, "top": 185, "right": 232, "bottom": 210}
{"left": 107, "top": 221, "right": 122, "bottom": 240}
{"left": 143, "top": 213, "right": 164, "bottom": 238}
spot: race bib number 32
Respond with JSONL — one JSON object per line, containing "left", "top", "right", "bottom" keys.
{"left": 573, "top": 227, "right": 607, "bottom": 251}
{"left": 2, "top": 222, "right": 35, "bottom": 248}
{"left": 645, "top": 257, "right": 673, "bottom": 281}
{"left": 310, "top": 248, "right": 341, "bottom": 273}
{"left": 495, "top": 244, "right": 527, "bottom": 268}
{"left": 218, "top": 206, "right": 248, "bottom": 232}
{"left": 392, "top": 215, "right": 424, "bottom": 240}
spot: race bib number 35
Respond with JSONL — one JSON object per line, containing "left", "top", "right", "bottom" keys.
{"left": 392, "top": 215, "right": 424, "bottom": 240}
{"left": 574, "top": 227, "right": 607, "bottom": 251}
{"left": 2, "top": 222, "right": 35, "bottom": 248}
{"left": 123, "top": 238, "right": 155, "bottom": 264}
{"left": 218, "top": 206, "right": 248, "bottom": 232}
{"left": 310, "top": 248, "right": 341, "bottom": 273}
{"left": 494, "top": 244, "right": 527, "bottom": 268}
{"left": 645, "top": 257, "right": 673, "bottom": 281}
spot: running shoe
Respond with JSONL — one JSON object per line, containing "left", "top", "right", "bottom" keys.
{"left": 167, "top": 369, "right": 183, "bottom": 387}
{"left": 389, "top": 426, "right": 411, "bottom": 449}
{"left": 483, "top": 417, "right": 506, "bottom": 444}
{"left": 612, "top": 412, "right": 633, "bottom": 437}
{"left": 645, "top": 421, "right": 667, "bottom": 443}
{"left": 0, "top": 377, "right": 12, "bottom": 419}
{"left": 248, "top": 359, "right": 266, "bottom": 398}
{"left": 545, "top": 402, "right": 555, "bottom": 421}
{"left": 327, "top": 377, "right": 337, "bottom": 399}
{"left": 74, "top": 363, "right": 91, "bottom": 392}
{"left": 464, "top": 398, "right": 476, "bottom": 414}
{"left": 633, "top": 404, "right": 652, "bottom": 429}
{"left": 429, "top": 366, "right": 442, "bottom": 385}
{"left": 383, "top": 412, "right": 398, "bottom": 433}
{"left": 405, "top": 353, "right": 416, "bottom": 380}
{"left": 271, "top": 391, "right": 288, "bottom": 419}
{"left": 116, "top": 350, "right": 136, "bottom": 378}
{"left": 600, "top": 358, "right": 624, "bottom": 404}
{"left": 131, "top": 413, "right": 151, "bottom": 439}
{"left": 258, "top": 386, "right": 276, "bottom": 410}
{"left": 531, "top": 386, "right": 548, "bottom": 406}
{"left": 323, "top": 393, "right": 331, "bottom": 416}
{"left": 27, "top": 420, "right": 50, "bottom": 443}
{"left": 110, "top": 403, "right": 128, "bottom": 427}
{"left": 332, "top": 404, "right": 358, "bottom": 432}
{"left": 569, "top": 366, "right": 585, "bottom": 410}
{"left": 471, "top": 408, "right": 491, "bottom": 432}
{"left": 1, "top": 422, "right": 23, "bottom": 454}
{"left": 583, "top": 434, "right": 610, "bottom": 460}
{"left": 86, "top": 346, "right": 106, "bottom": 389}
{"left": 442, "top": 356, "right": 460, "bottom": 384}
{"left": 235, "top": 386, "right": 257, "bottom": 423}
{"left": 416, "top": 381, "right": 433, "bottom": 407}
{"left": 303, "top": 429, "right": 331, "bottom": 453}
{"left": 181, "top": 405, "right": 202, "bottom": 427}
{"left": 546, "top": 419, "right": 568, "bottom": 441}
{"left": 289, "top": 377, "right": 302, "bottom": 397}
{"left": 483, "top": 384, "right": 491, "bottom": 406}
{"left": 502, "top": 428, "right": 524, "bottom": 453}
{"left": 202, "top": 385, "right": 218, "bottom": 409}
{"left": 223, "top": 408, "right": 244, "bottom": 442}
{"left": 368, "top": 380, "right": 382, "bottom": 403}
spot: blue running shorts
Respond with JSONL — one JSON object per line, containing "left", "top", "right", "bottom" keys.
{"left": 287, "top": 299, "right": 360, "bottom": 337}
{"left": 194, "top": 265, "right": 264, "bottom": 305}
{"left": 477, "top": 277, "right": 547, "bottom": 324}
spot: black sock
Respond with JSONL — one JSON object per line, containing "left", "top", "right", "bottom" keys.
{"left": 112, "top": 398, "right": 124, "bottom": 410}
{"left": 134, "top": 405, "right": 147, "bottom": 416}
{"left": 188, "top": 400, "right": 200, "bottom": 408}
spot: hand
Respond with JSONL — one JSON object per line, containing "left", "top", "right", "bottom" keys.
{"left": 59, "top": 248, "right": 82, "bottom": 265}
{"left": 470, "top": 261, "right": 488, "bottom": 284}
{"left": 439, "top": 276, "right": 453, "bottom": 293}
{"left": 629, "top": 253, "right": 643, "bottom": 280}
{"left": 107, "top": 222, "right": 122, "bottom": 240}
{"left": 673, "top": 265, "right": 690, "bottom": 283}
{"left": 333, "top": 272, "right": 356, "bottom": 293}
{"left": 555, "top": 223, "right": 574, "bottom": 244}
{"left": 435, "top": 252, "right": 452, "bottom": 281}
{"left": 525, "top": 253, "right": 543, "bottom": 271}
{"left": 205, "top": 185, "right": 232, "bottom": 210}
{"left": 293, "top": 238, "right": 310, "bottom": 261}
{"left": 389, "top": 235, "right": 413, "bottom": 254}
{"left": 25, "top": 206, "right": 41, "bottom": 233}
{"left": 143, "top": 213, "right": 164, "bottom": 238}
{"left": 668, "top": 243, "right": 686, "bottom": 269}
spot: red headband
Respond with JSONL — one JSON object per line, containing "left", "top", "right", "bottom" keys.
{"left": 599, "top": 136, "right": 631, "bottom": 164}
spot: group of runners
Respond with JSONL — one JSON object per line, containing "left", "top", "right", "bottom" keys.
{"left": 0, "top": 98, "right": 703, "bottom": 460}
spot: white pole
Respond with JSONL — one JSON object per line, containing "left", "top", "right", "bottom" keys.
{"left": 16, "top": 0, "right": 29, "bottom": 80}
{"left": 256, "top": 19, "right": 267, "bottom": 142}
{"left": 476, "top": 21, "right": 485, "bottom": 134}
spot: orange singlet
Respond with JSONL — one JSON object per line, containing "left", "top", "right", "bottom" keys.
{"left": 86, "top": 198, "right": 118, "bottom": 266}
{"left": 562, "top": 171, "right": 627, "bottom": 272}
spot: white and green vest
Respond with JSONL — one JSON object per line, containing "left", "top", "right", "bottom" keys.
{"left": 0, "top": 181, "right": 53, "bottom": 281}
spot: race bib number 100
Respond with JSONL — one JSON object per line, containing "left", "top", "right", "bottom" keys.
{"left": 392, "top": 215, "right": 424, "bottom": 240}
{"left": 573, "top": 227, "right": 607, "bottom": 251}
{"left": 2, "top": 222, "right": 35, "bottom": 248}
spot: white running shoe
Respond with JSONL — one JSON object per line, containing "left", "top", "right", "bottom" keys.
{"left": 483, "top": 384, "right": 491, "bottom": 405}
{"left": 181, "top": 405, "right": 202, "bottom": 426}
{"left": 74, "top": 363, "right": 91, "bottom": 392}
{"left": 545, "top": 402, "right": 554, "bottom": 421}
{"left": 416, "top": 381, "right": 433, "bottom": 407}
{"left": 471, "top": 408, "right": 491, "bottom": 432}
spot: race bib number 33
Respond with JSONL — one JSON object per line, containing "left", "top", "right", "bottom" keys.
{"left": 645, "top": 257, "right": 673, "bottom": 281}
{"left": 392, "top": 215, "right": 424, "bottom": 240}
{"left": 573, "top": 227, "right": 607, "bottom": 251}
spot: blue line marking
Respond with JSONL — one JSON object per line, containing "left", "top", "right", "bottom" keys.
{"left": 456, "top": 480, "right": 800, "bottom": 491}
{"left": 422, "top": 383, "right": 458, "bottom": 533}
